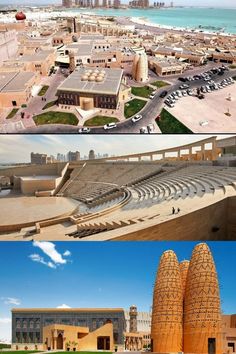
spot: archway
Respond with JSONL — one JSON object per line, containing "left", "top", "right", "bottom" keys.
{"left": 57, "top": 333, "right": 63, "bottom": 350}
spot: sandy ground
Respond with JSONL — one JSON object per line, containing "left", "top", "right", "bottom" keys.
{"left": 168, "top": 85, "right": 236, "bottom": 133}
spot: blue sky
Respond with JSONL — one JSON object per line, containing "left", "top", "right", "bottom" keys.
{"left": 0, "top": 241, "right": 236, "bottom": 342}
{"left": 0, "top": 135, "right": 232, "bottom": 164}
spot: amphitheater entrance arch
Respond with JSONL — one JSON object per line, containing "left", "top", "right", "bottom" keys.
{"left": 208, "top": 338, "right": 216, "bottom": 354}
{"left": 57, "top": 333, "right": 63, "bottom": 350}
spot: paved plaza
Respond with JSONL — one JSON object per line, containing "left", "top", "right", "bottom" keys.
{"left": 169, "top": 85, "right": 236, "bottom": 133}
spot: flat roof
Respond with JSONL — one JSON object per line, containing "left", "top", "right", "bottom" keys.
{"left": 79, "top": 34, "right": 104, "bottom": 40}
{"left": 66, "top": 43, "right": 93, "bottom": 56}
{"left": 12, "top": 308, "right": 124, "bottom": 313}
{"left": 57, "top": 67, "right": 123, "bottom": 96}
{"left": 149, "top": 57, "right": 183, "bottom": 68}
{"left": 19, "top": 50, "right": 54, "bottom": 62}
{"left": 0, "top": 71, "right": 35, "bottom": 93}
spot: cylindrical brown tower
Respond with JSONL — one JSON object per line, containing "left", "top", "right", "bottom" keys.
{"left": 151, "top": 250, "right": 183, "bottom": 353}
{"left": 184, "top": 243, "right": 222, "bottom": 354}
{"left": 179, "top": 260, "right": 189, "bottom": 297}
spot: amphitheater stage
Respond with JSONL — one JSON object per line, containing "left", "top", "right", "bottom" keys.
{"left": 0, "top": 194, "right": 79, "bottom": 232}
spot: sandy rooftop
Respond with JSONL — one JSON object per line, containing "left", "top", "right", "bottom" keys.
{"left": 168, "top": 85, "right": 236, "bottom": 133}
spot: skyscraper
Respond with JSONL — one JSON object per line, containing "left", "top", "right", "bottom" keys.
{"left": 68, "top": 151, "right": 80, "bottom": 161}
{"left": 89, "top": 150, "right": 95, "bottom": 160}
{"left": 62, "top": 0, "right": 73, "bottom": 7}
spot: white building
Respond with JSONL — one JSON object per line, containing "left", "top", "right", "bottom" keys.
{"left": 125, "top": 309, "right": 151, "bottom": 332}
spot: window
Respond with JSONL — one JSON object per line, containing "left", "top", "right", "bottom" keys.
{"left": 16, "top": 320, "right": 21, "bottom": 329}
{"left": 29, "top": 321, "right": 34, "bottom": 329}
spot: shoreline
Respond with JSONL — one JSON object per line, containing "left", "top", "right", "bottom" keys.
{"left": 1, "top": 6, "right": 235, "bottom": 36}
{"left": 128, "top": 16, "right": 233, "bottom": 36}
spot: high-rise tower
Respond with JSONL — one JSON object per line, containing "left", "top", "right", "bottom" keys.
{"left": 151, "top": 250, "right": 183, "bottom": 353}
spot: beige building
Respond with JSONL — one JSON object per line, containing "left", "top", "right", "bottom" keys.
{"left": 148, "top": 57, "right": 183, "bottom": 76}
{"left": 151, "top": 45, "right": 206, "bottom": 66}
{"left": 57, "top": 67, "right": 124, "bottom": 110}
{"left": 69, "top": 17, "right": 134, "bottom": 36}
{"left": 18, "top": 50, "right": 56, "bottom": 76}
{"left": 65, "top": 41, "right": 136, "bottom": 70}
{"left": 212, "top": 50, "right": 236, "bottom": 64}
{"left": 43, "top": 323, "right": 114, "bottom": 351}
{"left": 0, "top": 71, "right": 39, "bottom": 108}
{"left": 222, "top": 315, "right": 236, "bottom": 353}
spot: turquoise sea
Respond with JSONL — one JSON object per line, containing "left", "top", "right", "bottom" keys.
{"left": 70, "top": 7, "right": 236, "bottom": 34}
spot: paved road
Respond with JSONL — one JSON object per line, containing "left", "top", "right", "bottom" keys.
{"left": 19, "top": 67, "right": 236, "bottom": 134}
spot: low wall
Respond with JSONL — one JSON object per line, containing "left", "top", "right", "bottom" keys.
{"left": 11, "top": 344, "right": 44, "bottom": 350}
{"left": 21, "top": 178, "right": 59, "bottom": 195}
{"left": 0, "top": 163, "right": 66, "bottom": 180}
{"left": 113, "top": 197, "right": 236, "bottom": 241}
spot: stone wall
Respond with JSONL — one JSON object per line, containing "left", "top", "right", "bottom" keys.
{"left": 114, "top": 197, "right": 236, "bottom": 240}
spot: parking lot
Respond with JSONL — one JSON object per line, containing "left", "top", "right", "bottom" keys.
{"left": 167, "top": 83, "right": 236, "bottom": 133}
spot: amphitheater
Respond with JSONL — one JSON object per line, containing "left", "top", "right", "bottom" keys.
{"left": 1, "top": 136, "right": 236, "bottom": 241}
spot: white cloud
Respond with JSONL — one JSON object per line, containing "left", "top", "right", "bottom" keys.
{"left": 63, "top": 250, "right": 71, "bottom": 257}
{"left": 29, "top": 242, "right": 71, "bottom": 269}
{"left": 1, "top": 297, "right": 21, "bottom": 306}
{"left": 33, "top": 241, "right": 67, "bottom": 265}
{"left": 57, "top": 304, "right": 71, "bottom": 308}
{"left": 29, "top": 253, "right": 56, "bottom": 269}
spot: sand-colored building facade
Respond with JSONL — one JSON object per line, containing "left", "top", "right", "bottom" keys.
{"left": 43, "top": 323, "right": 114, "bottom": 351}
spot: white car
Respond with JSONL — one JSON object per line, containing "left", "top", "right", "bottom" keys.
{"left": 103, "top": 122, "right": 117, "bottom": 130}
{"left": 78, "top": 127, "right": 91, "bottom": 133}
{"left": 199, "top": 120, "right": 209, "bottom": 126}
{"left": 149, "top": 94, "right": 155, "bottom": 99}
{"left": 179, "top": 84, "right": 189, "bottom": 89}
{"left": 176, "top": 90, "right": 182, "bottom": 97}
{"left": 132, "top": 114, "right": 142, "bottom": 123}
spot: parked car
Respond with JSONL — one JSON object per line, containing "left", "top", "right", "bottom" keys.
{"left": 140, "top": 127, "right": 148, "bottom": 134}
{"left": 147, "top": 124, "right": 154, "bottom": 133}
{"left": 198, "top": 94, "right": 205, "bottom": 99}
{"left": 165, "top": 100, "right": 174, "bottom": 108}
{"left": 159, "top": 90, "right": 168, "bottom": 98}
{"left": 132, "top": 114, "right": 142, "bottom": 123}
{"left": 78, "top": 127, "right": 91, "bottom": 133}
{"left": 103, "top": 122, "right": 117, "bottom": 130}
{"left": 179, "top": 84, "right": 189, "bottom": 89}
